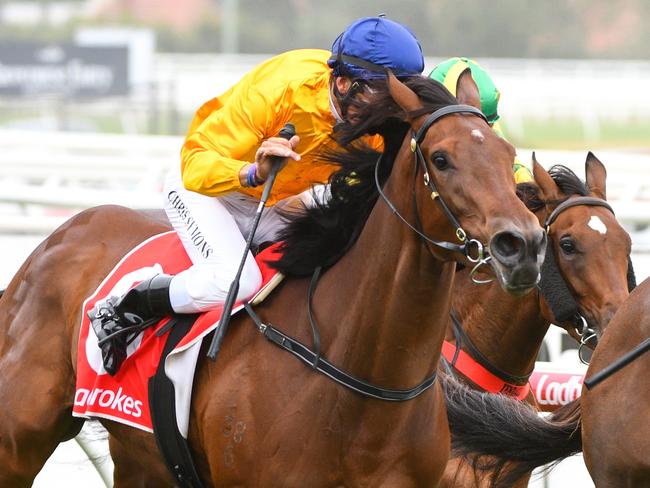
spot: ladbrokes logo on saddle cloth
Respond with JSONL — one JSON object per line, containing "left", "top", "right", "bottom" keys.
{"left": 73, "top": 231, "right": 281, "bottom": 432}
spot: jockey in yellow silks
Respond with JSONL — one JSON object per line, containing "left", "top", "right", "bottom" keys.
{"left": 91, "top": 16, "right": 426, "bottom": 375}
{"left": 429, "top": 57, "right": 534, "bottom": 184}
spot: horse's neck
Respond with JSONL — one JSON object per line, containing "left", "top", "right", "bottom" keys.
{"left": 316, "top": 179, "right": 454, "bottom": 389}
{"left": 451, "top": 270, "right": 550, "bottom": 380}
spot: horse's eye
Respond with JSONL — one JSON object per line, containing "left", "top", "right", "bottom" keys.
{"left": 559, "top": 237, "right": 577, "bottom": 255}
{"left": 431, "top": 154, "right": 450, "bottom": 170}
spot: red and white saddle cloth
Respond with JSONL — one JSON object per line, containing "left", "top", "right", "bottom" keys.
{"left": 72, "top": 231, "right": 283, "bottom": 435}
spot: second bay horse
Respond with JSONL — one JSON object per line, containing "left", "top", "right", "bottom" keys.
{"left": 444, "top": 273, "right": 649, "bottom": 488}
{"left": 440, "top": 153, "right": 633, "bottom": 487}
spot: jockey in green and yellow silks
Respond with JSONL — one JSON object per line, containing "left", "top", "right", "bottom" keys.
{"left": 429, "top": 57, "right": 533, "bottom": 184}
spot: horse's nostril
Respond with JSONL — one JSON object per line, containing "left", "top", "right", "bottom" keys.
{"left": 491, "top": 231, "right": 525, "bottom": 260}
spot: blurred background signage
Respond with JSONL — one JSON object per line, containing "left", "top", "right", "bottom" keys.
{"left": 0, "top": 41, "right": 128, "bottom": 97}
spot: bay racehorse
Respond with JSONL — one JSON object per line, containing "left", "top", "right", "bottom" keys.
{"left": 580, "top": 277, "right": 650, "bottom": 486}
{"left": 0, "top": 73, "right": 545, "bottom": 487}
{"left": 434, "top": 63, "right": 633, "bottom": 487}
{"left": 443, "top": 273, "right": 649, "bottom": 488}
{"left": 440, "top": 153, "right": 633, "bottom": 487}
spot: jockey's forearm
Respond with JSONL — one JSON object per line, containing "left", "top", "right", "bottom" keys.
{"left": 180, "top": 146, "right": 250, "bottom": 196}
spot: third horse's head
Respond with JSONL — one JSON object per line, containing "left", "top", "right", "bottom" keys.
{"left": 532, "top": 152, "right": 633, "bottom": 338}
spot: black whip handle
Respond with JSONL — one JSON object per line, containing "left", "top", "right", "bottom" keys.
{"left": 207, "top": 123, "right": 296, "bottom": 361}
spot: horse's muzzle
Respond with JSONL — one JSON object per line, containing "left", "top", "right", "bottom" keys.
{"left": 489, "top": 228, "right": 547, "bottom": 296}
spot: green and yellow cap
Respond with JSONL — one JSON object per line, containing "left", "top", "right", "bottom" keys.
{"left": 429, "top": 57, "right": 500, "bottom": 124}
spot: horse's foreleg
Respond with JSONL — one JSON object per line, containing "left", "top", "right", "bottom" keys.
{"left": 107, "top": 424, "right": 175, "bottom": 487}
{"left": 0, "top": 338, "right": 82, "bottom": 486}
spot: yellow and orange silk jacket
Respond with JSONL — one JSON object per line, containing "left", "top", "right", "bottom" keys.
{"left": 180, "top": 49, "right": 382, "bottom": 206}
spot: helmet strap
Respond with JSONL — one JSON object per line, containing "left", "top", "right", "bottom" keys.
{"left": 329, "top": 53, "right": 389, "bottom": 76}
{"left": 331, "top": 78, "right": 366, "bottom": 119}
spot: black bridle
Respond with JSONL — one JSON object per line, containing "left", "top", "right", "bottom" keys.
{"left": 443, "top": 195, "right": 634, "bottom": 380}
{"left": 538, "top": 195, "right": 636, "bottom": 363}
{"left": 375, "top": 104, "right": 491, "bottom": 263}
{"left": 442, "top": 196, "right": 624, "bottom": 384}
{"left": 247, "top": 104, "right": 492, "bottom": 401}
{"left": 543, "top": 196, "right": 615, "bottom": 231}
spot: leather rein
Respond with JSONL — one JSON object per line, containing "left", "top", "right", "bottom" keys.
{"left": 244, "top": 104, "right": 491, "bottom": 401}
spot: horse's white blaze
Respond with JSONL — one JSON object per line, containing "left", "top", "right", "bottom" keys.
{"left": 588, "top": 215, "right": 608, "bottom": 235}
{"left": 470, "top": 129, "right": 485, "bottom": 142}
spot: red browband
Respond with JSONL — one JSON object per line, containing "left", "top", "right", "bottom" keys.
{"left": 442, "top": 341, "right": 530, "bottom": 400}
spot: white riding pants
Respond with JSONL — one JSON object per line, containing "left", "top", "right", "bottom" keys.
{"left": 163, "top": 168, "right": 324, "bottom": 313}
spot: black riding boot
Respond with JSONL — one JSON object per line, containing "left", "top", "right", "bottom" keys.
{"left": 89, "top": 274, "right": 174, "bottom": 375}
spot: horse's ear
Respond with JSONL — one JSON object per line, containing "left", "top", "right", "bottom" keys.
{"left": 387, "top": 71, "right": 423, "bottom": 119}
{"left": 585, "top": 151, "right": 607, "bottom": 200}
{"left": 532, "top": 152, "right": 561, "bottom": 201}
{"left": 455, "top": 69, "right": 482, "bottom": 110}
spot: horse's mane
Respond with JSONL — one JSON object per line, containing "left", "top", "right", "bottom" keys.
{"left": 548, "top": 164, "right": 590, "bottom": 198}
{"left": 516, "top": 182, "right": 544, "bottom": 213}
{"left": 517, "top": 164, "right": 590, "bottom": 215}
{"left": 271, "top": 76, "right": 457, "bottom": 276}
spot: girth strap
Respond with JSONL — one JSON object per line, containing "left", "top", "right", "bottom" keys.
{"left": 244, "top": 303, "right": 437, "bottom": 402}
{"left": 149, "top": 314, "right": 205, "bottom": 488}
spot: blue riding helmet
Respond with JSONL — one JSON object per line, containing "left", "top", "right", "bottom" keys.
{"left": 328, "top": 16, "right": 424, "bottom": 80}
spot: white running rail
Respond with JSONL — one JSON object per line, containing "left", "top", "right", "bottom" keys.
{"left": 0, "top": 129, "right": 180, "bottom": 232}
{"left": 0, "top": 130, "right": 649, "bottom": 234}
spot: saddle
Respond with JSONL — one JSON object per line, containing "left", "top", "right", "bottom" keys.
{"left": 73, "top": 232, "right": 284, "bottom": 433}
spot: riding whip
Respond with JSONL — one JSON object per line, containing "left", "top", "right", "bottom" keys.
{"left": 584, "top": 336, "right": 650, "bottom": 389}
{"left": 207, "top": 123, "right": 296, "bottom": 361}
